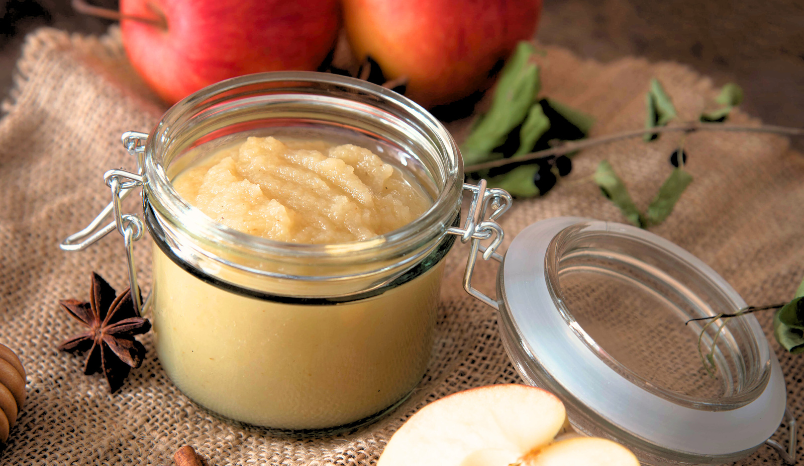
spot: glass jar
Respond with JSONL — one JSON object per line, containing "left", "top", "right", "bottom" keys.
{"left": 62, "top": 72, "right": 511, "bottom": 431}
{"left": 144, "top": 73, "right": 467, "bottom": 430}
{"left": 484, "top": 217, "right": 790, "bottom": 465}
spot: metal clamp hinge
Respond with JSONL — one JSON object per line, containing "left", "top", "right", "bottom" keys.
{"left": 447, "top": 180, "right": 512, "bottom": 310}
{"left": 766, "top": 407, "right": 797, "bottom": 464}
{"left": 59, "top": 132, "right": 150, "bottom": 315}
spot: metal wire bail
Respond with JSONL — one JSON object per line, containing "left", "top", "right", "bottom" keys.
{"left": 447, "top": 180, "right": 512, "bottom": 310}
{"left": 765, "top": 407, "right": 797, "bottom": 464}
{"left": 59, "top": 131, "right": 150, "bottom": 316}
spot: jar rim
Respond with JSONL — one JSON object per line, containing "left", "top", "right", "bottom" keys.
{"left": 142, "top": 72, "right": 463, "bottom": 265}
{"left": 544, "top": 220, "right": 771, "bottom": 409}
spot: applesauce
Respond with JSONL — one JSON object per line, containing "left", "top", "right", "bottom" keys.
{"left": 153, "top": 249, "right": 443, "bottom": 428}
{"left": 171, "top": 136, "right": 430, "bottom": 244}
{"left": 153, "top": 136, "right": 437, "bottom": 428}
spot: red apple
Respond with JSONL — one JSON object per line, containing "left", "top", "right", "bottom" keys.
{"left": 120, "top": 0, "right": 341, "bottom": 104}
{"left": 342, "top": 0, "right": 541, "bottom": 108}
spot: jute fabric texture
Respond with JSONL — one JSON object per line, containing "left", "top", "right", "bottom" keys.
{"left": 0, "top": 27, "right": 801, "bottom": 465}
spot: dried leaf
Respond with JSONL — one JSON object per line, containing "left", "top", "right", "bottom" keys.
{"left": 716, "top": 83, "right": 744, "bottom": 106}
{"left": 644, "top": 78, "right": 677, "bottom": 142}
{"left": 645, "top": 168, "right": 693, "bottom": 225}
{"left": 796, "top": 276, "right": 804, "bottom": 298}
{"left": 593, "top": 160, "right": 644, "bottom": 227}
{"left": 771, "top": 275, "right": 804, "bottom": 353}
{"left": 645, "top": 93, "right": 659, "bottom": 142}
{"left": 462, "top": 42, "right": 540, "bottom": 165}
{"left": 487, "top": 165, "right": 541, "bottom": 197}
{"left": 543, "top": 98, "right": 594, "bottom": 136}
{"left": 514, "top": 103, "right": 551, "bottom": 157}
{"left": 699, "top": 83, "right": 743, "bottom": 123}
{"left": 777, "top": 296, "right": 804, "bottom": 330}
{"left": 382, "top": 76, "right": 408, "bottom": 95}
{"left": 700, "top": 106, "right": 732, "bottom": 123}
{"left": 774, "top": 311, "right": 804, "bottom": 354}
{"left": 357, "top": 55, "right": 387, "bottom": 85}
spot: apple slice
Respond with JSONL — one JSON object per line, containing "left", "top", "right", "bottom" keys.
{"left": 378, "top": 384, "right": 567, "bottom": 466}
{"left": 529, "top": 437, "right": 640, "bottom": 466}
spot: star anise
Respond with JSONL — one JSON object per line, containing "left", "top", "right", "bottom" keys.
{"left": 58, "top": 273, "right": 151, "bottom": 393}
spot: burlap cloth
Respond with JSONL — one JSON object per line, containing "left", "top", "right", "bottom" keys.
{"left": 0, "top": 27, "right": 802, "bottom": 465}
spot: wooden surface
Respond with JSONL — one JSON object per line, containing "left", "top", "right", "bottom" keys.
{"left": 1, "top": 0, "right": 802, "bottom": 150}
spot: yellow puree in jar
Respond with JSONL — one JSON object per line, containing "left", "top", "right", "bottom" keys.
{"left": 172, "top": 136, "right": 430, "bottom": 243}
{"left": 153, "top": 136, "right": 441, "bottom": 429}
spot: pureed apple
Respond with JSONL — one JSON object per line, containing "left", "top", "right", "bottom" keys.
{"left": 152, "top": 136, "right": 441, "bottom": 429}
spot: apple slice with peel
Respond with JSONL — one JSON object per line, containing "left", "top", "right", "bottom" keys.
{"left": 378, "top": 384, "right": 567, "bottom": 466}
{"left": 529, "top": 437, "right": 640, "bottom": 466}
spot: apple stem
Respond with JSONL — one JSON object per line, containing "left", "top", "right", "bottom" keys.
{"left": 72, "top": 0, "right": 166, "bottom": 28}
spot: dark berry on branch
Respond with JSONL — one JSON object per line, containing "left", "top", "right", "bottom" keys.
{"left": 533, "top": 166, "right": 557, "bottom": 195}
{"left": 669, "top": 149, "right": 688, "bottom": 167}
{"left": 555, "top": 156, "right": 572, "bottom": 176}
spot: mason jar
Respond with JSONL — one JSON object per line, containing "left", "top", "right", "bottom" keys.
{"left": 62, "top": 72, "right": 510, "bottom": 430}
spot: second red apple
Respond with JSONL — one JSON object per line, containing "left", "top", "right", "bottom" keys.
{"left": 343, "top": 0, "right": 542, "bottom": 108}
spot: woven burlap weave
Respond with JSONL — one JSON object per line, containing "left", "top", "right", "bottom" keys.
{"left": 0, "top": 27, "right": 802, "bottom": 465}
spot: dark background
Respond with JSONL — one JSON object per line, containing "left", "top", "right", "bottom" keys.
{"left": 2, "top": 0, "right": 803, "bottom": 144}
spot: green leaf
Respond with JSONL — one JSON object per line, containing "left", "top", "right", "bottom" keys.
{"left": 795, "top": 275, "right": 804, "bottom": 298}
{"left": 644, "top": 93, "right": 659, "bottom": 142}
{"left": 716, "top": 83, "right": 744, "bottom": 106}
{"left": 771, "top": 275, "right": 804, "bottom": 353}
{"left": 644, "top": 78, "right": 677, "bottom": 142}
{"left": 778, "top": 296, "right": 804, "bottom": 329}
{"left": 699, "top": 83, "right": 744, "bottom": 123}
{"left": 593, "top": 160, "right": 644, "bottom": 227}
{"left": 774, "top": 310, "right": 804, "bottom": 354}
{"left": 651, "top": 79, "right": 677, "bottom": 125}
{"left": 462, "top": 42, "right": 540, "bottom": 165}
{"left": 486, "top": 165, "right": 541, "bottom": 197}
{"left": 700, "top": 106, "right": 733, "bottom": 123}
{"left": 543, "top": 98, "right": 595, "bottom": 136}
{"left": 645, "top": 168, "right": 693, "bottom": 225}
{"left": 513, "top": 104, "right": 551, "bottom": 157}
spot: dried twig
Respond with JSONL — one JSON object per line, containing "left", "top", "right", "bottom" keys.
{"left": 684, "top": 303, "right": 788, "bottom": 325}
{"left": 465, "top": 122, "right": 804, "bottom": 172}
{"left": 72, "top": 0, "right": 166, "bottom": 28}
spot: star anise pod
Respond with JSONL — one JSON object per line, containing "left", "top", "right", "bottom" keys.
{"left": 58, "top": 273, "right": 151, "bottom": 393}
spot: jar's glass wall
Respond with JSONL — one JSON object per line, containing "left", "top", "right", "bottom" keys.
{"left": 152, "top": 248, "right": 444, "bottom": 429}
{"left": 143, "top": 74, "right": 463, "bottom": 290}
{"left": 139, "top": 73, "right": 463, "bottom": 429}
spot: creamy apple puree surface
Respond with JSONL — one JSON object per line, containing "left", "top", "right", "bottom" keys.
{"left": 172, "top": 136, "right": 430, "bottom": 243}
{"left": 152, "top": 136, "right": 443, "bottom": 429}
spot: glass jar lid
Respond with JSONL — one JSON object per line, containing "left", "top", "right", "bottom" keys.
{"left": 497, "top": 217, "right": 786, "bottom": 464}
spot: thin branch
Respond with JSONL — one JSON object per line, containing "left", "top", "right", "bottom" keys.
{"left": 72, "top": 0, "right": 166, "bottom": 28}
{"left": 697, "top": 313, "right": 723, "bottom": 377}
{"left": 684, "top": 303, "right": 788, "bottom": 325}
{"left": 465, "top": 122, "right": 804, "bottom": 172}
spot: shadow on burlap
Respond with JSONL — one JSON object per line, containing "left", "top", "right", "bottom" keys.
{"left": 0, "top": 27, "right": 801, "bottom": 465}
